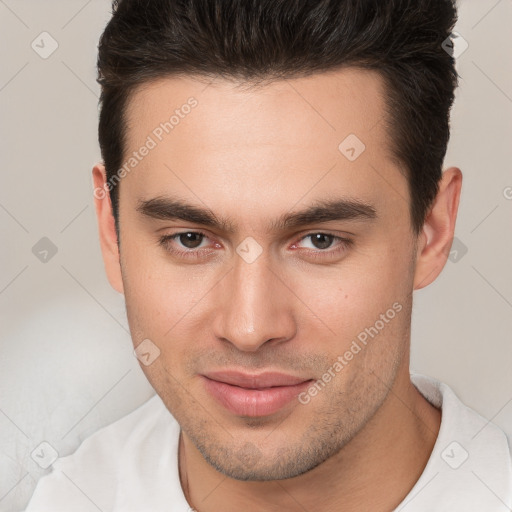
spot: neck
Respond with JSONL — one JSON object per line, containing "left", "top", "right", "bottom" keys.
{"left": 179, "top": 370, "right": 441, "bottom": 512}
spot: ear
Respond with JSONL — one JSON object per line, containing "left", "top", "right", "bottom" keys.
{"left": 92, "top": 163, "right": 124, "bottom": 295}
{"left": 413, "top": 167, "right": 463, "bottom": 290}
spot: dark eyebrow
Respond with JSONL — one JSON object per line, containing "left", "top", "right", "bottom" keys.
{"left": 136, "top": 196, "right": 377, "bottom": 233}
{"left": 271, "top": 198, "right": 377, "bottom": 231}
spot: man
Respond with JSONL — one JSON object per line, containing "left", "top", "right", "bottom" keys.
{"left": 25, "top": 0, "right": 512, "bottom": 511}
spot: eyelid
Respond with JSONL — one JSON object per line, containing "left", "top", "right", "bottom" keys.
{"left": 159, "top": 229, "right": 214, "bottom": 250}
{"left": 292, "top": 230, "right": 352, "bottom": 246}
{"left": 158, "top": 229, "right": 353, "bottom": 260}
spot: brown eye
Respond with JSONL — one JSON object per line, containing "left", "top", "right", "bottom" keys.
{"left": 178, "top": 232, "right": 204, "bottom": 249}
{"left": 292, "top": 232, "right": 353, "bottom": 261}
{"left": 308, "top": 233, "right": 335, "bottom": 250}
{"left": 158, "top": 230, "right": 215, "bottom": 260}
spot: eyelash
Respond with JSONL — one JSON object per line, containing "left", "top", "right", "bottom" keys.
{"left": 157, "top": 230, "right": 353, "bottom": 261}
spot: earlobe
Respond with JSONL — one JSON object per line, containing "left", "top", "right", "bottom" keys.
{"left": 92, "top": 163, "right": 124, "bottom": 295}
{"left": 413, "top": 167, "right": 463, "bottom": 290}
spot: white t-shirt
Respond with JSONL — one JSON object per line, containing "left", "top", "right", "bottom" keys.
{"left": 24, "top": 373, "right": 512, "bottom": 511}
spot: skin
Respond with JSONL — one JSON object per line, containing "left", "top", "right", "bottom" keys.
{"left": 92, "top": 67, "right": 462, "bottom": 511}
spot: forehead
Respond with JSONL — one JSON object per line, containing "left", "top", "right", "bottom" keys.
{"left": 125, "top": 67, "right": 389, "bottom": 150}
{"left": 121, "top": 68, "right": 407, "bottom": 231}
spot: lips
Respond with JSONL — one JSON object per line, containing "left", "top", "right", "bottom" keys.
{"left": 201, "top": 370, "right": 313, "bottom": 417}
{"left": 203, "top": 370, "right": 310, "bottom": 389}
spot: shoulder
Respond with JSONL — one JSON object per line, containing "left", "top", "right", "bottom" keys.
{"left": 24, "top": 395, "right": 177, "bottom": 512}
{"left": 411, "top": 372, "right": 512, "bottom": 461}
{"left": 403, "top": 373, "right": 512, "bottom": 510}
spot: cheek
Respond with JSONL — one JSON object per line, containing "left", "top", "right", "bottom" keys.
{"left": 297, "top": 248, "right": 411, "bottom": 334}
{"left": 121, "top": 238, "right": 214, "bottom": 332}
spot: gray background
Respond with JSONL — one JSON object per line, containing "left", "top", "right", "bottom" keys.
{"left": 1, "top": 0, "right": 511, "bottom": 510}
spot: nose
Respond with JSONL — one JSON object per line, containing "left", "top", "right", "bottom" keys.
{"left": 212, "top": 247, "right": 297, "bottom": 352}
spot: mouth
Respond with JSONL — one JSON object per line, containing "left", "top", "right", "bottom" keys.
{"left": 201, "top": 370, "right": 314, "bottom": 417}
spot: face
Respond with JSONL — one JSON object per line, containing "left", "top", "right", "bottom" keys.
{"left": 102, "top": 68, "right": 422, "bottom": 480}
